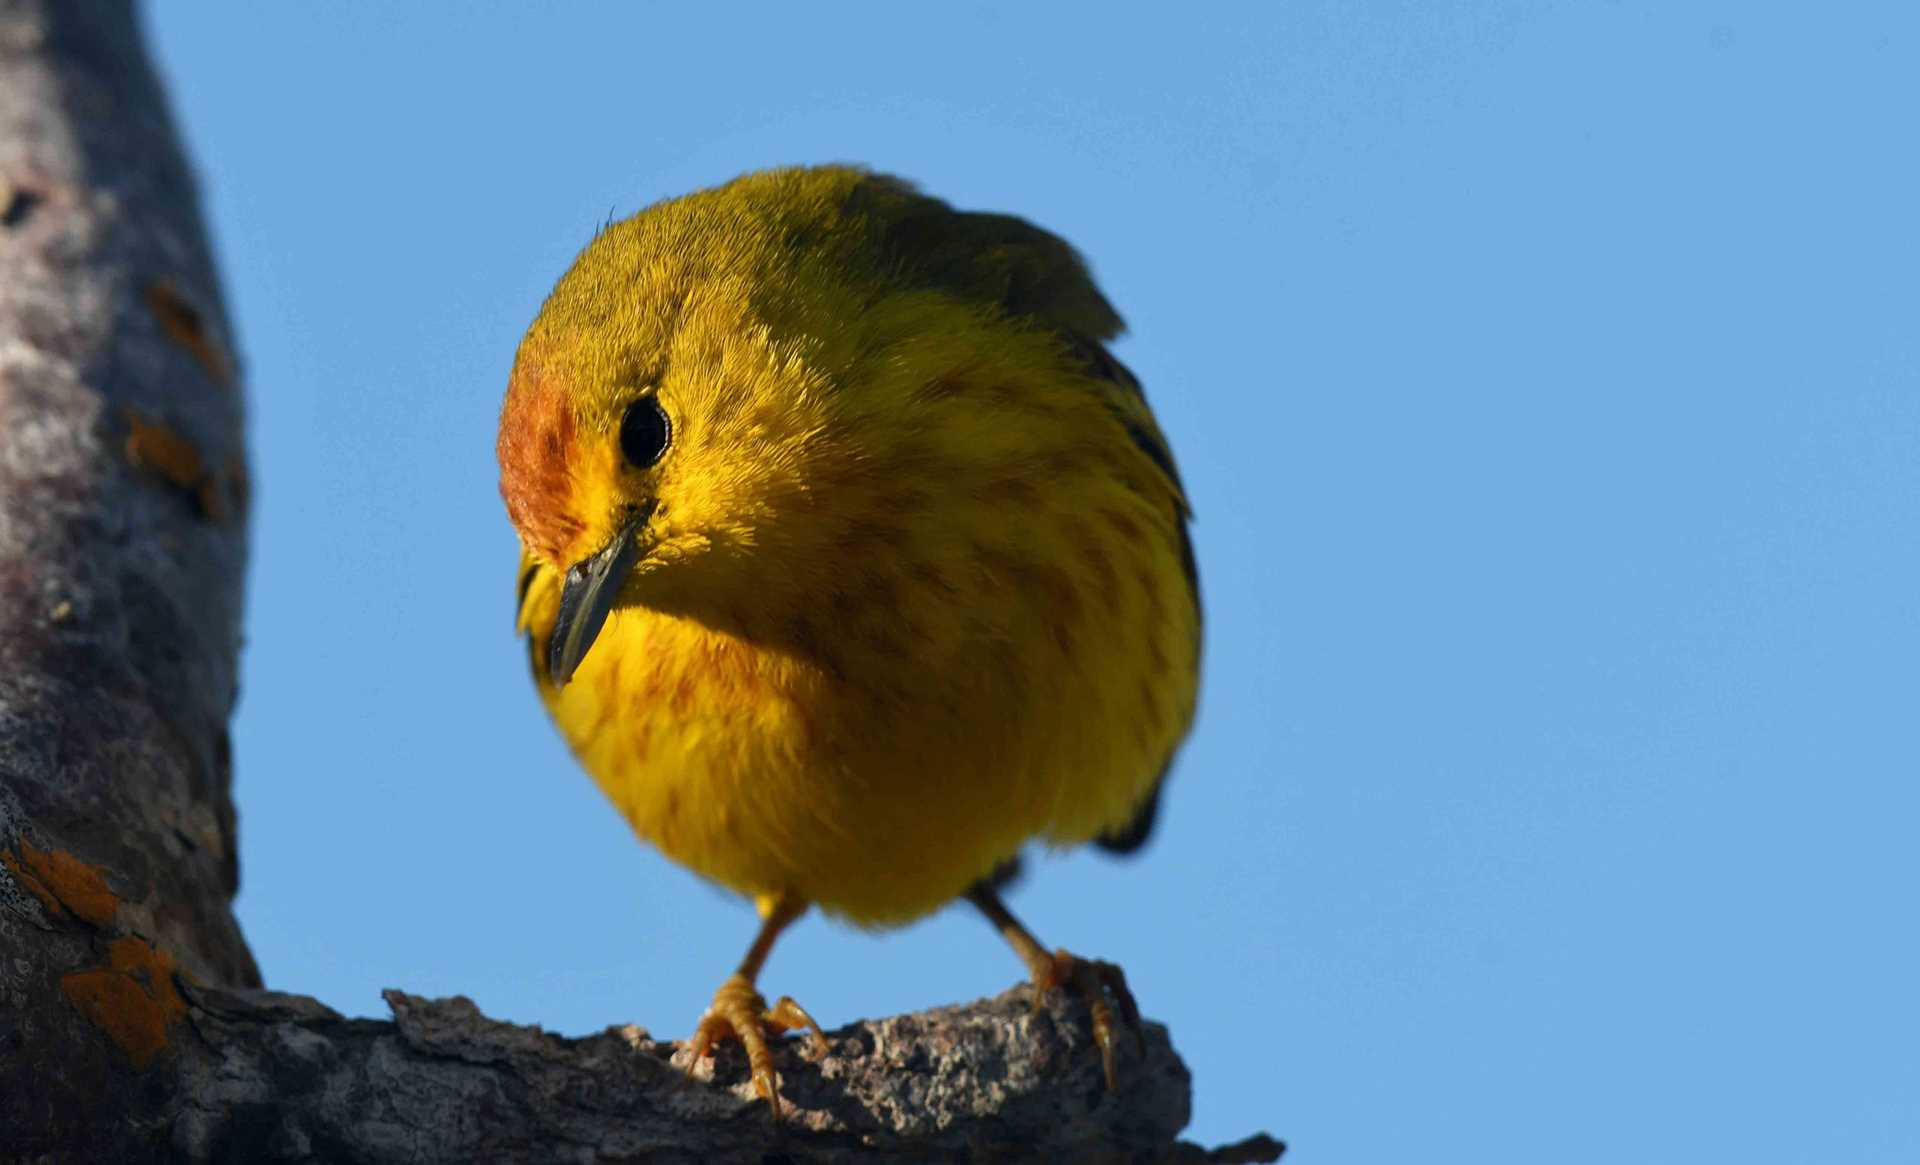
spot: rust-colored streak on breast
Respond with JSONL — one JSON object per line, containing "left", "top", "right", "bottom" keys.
{"left": 497, "top": 362, "right": 583, "bottom": 563}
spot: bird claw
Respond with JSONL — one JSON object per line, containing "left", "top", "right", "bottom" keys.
{"left": 686, "top": 972, "right": 827, "bottom": 1122}
{"left": 1032, "top": 948, "right": 1144, "bottom": 1091}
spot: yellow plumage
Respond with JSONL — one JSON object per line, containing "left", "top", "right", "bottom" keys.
{"left": 498, "top": 164, "right": 1198, "bottom": 1106}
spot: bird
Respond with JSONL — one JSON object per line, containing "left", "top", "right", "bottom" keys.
{"left": 496, "top": 164, "right": 1200, "bottom": 1117}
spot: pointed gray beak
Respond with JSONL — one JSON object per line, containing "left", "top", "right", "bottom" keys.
{"left": 548, "top": 505, "right": 650, "bottom": 686}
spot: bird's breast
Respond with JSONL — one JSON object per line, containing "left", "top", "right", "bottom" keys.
{"left": 536, "top": 477, "right": 1197, "bottom": 924}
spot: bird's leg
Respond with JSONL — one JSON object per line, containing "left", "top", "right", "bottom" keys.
{"left": 965, "top": 882, "right": 1144, "bottom": 1091}
{"left": 685, "top": 891, "right": 827, "bottom": 1121}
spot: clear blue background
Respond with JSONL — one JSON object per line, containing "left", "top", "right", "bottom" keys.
{"left": 146, "top": 3, "right": 1918, "bottom": 1160}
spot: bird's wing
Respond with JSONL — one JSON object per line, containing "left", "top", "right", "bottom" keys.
{"left": 851, "top": 174, "right": 1200, "bottom": 853}
{"left": 852, "top": 172, "right": 1196, "bottom": 594}
{"left": 1073, "top": 341, "right": 1198, "bottom": 856}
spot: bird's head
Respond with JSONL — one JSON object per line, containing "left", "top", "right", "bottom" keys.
{"left": 498, "top": 169, "right": 931, "bottom": 685}
{"left": 497, "top": 248, "right": 848, "bottom": 685}
{"left": 498, "top": 166, "right": 1126, "bottom": 686}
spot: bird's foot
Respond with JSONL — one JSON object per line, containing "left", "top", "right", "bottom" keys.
{"left": 1029, "top": 948, "right": 1145, "bottom": 1090}
{"left": 685, "top": 971, "right": 828, "bottom": 1121}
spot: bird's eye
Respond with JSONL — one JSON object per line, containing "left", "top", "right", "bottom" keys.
{"left": 619, "top": 397, "right": 671, "bottom": 468}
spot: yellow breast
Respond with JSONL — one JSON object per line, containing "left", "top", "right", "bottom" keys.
{"left": 517, "top": 464, "right": 1197, "bottom": 926}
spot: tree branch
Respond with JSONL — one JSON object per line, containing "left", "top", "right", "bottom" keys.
{"left": 170, "top": 981, "right": 1280, "bottom": 1163}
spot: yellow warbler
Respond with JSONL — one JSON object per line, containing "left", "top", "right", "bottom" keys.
{"left": 497, "top": 165, "right": 1199, "bottom": 1116}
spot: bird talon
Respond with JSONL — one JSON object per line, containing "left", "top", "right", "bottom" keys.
{"left": 767, "top": 994, "right": 829, "bottom": 1060}
{"left": 1033, "top": 948, "right": 1144, "bottom": 1091}
{"left": 751, "top": 1067, "right": 783, "bottom": 1123}
{"left": 686, "top": 972, "right": 821, "bottom": 1119}
{"left": 1090, "top": 958, "right": 1146, "bottom": 1056}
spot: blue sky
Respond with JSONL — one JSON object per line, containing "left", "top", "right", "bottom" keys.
{"left": 146, "top": 3, "right": 1918, "bottom": 1159}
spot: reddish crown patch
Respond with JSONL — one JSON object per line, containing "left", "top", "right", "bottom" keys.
{"left": 497, "top": 362, "right": 584, "bottom": 564}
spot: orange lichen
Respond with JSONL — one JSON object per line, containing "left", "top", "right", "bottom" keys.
{"left": 1, "top": 850, "right": 62, "bottom": 918}
{"left": 122, "top": 408, "right": 231, "bottom": 523}
{"left": 1, "top": 839, "right": 118, "bottom": 926}
{"left": 124, "top": 408, "right": 205, "bottom": 487}
{"left": 59, "top": 936, "right": 186, "bottom": 1070}
{"left": 195, "top": 476, "right": 228, "bottom": 523}
{"left": 144, "top": 279, "right": 233, "bottom": 386}
{"left": 0, "top": 845, "right": 189, "bottom": 1069}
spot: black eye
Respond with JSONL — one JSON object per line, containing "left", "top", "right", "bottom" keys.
{"left": 619, "top": 396, "right": 671, "bottom": 468}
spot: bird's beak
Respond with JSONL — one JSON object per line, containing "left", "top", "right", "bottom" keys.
{"left": 548, "top": 505, "right": 650, "bottom": 687}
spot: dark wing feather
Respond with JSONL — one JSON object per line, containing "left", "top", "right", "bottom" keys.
{"left": 846, "top": 174, "right": 1126, "bottom": 341}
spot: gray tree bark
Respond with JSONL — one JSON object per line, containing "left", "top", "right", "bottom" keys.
{"left": 0, "top": 3, "right": 1283, "bottom": 1162}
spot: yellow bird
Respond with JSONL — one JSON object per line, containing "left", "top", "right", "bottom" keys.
{"left": 497, "top": 165, "right": 1199, "bottom": 1116}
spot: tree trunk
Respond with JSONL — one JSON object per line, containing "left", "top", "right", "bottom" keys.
{"left": 0, "top": 3, "right": 1280, "bottom": 1161}
{"left": 0, "top": 0, "right": 256, "bottom": 1155}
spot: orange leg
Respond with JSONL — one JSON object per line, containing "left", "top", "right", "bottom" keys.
{"left": 685, "top": 891, "right": 828, "bottom": 1121}
{"left": 965, "top": 883, "right": 1144, "bottom": 1090}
